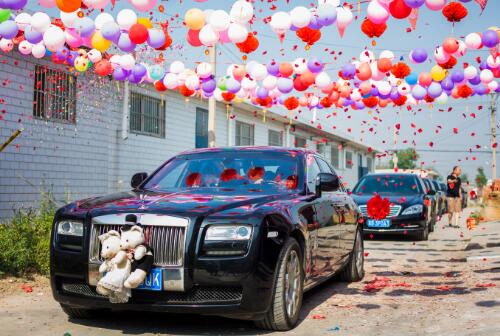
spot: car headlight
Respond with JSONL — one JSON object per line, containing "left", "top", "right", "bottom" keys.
{"left": 205, "top": 225, "right": 252, "bottom": 241}
{"left": 401, "top": 205, "right": 423, "bottom": 215}
{"left": 57, "top": 220, "right": 83, "bottom": 236}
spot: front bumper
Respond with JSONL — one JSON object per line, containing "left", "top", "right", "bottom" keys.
{"left": 363, "top": 215, "right": 426, "bottom": 235}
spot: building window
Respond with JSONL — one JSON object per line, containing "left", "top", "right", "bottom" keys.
{"left": 295, "top": 136, "right": 306, "bottom": 148}
{"left": 345, "top": 151, "right": 353, "bottom": 169}
{"left": 129, "top": 92, "right": 165, "bottom": 137}
{"left": 33, "top": 65, "right": 77, "bottom": 123}
{"left": 331, "top": 146, "right": 340, "bottom": 169}
{"left": 367, "top": 157, "right": 373, "bottom": 172}
{"left": 195, "top": 107, "right": 208, "bottom": 148}
{"left": 235, "top": 121, "right": 254, "bottom": 146}
{"left": 268, "top": 129, "right": 282, "bottom": 146}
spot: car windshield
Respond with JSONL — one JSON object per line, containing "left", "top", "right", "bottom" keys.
{"left": 143, "top": 150, "right": 303, "bottom": 194}
{"left": 352, "top": 174, "right": 422, "bottom": 195}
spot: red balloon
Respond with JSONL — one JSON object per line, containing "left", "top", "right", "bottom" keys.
{"left": 95, "top": 60, "right": 112, "bottom": 76}
{"left": 293, "top": 76, "right": 308, "bottom": 91}
{"left": 128, "top": 24, "right": 149, "bottom": 44}
{"left": 377, "top": 58, "right": 392, "bottom": 72}
{"left": 154, "top": 80, "right": 167, "bottom": 92}
{"left": 442, "top": 37, "right": 459, "bottom": 54}
{"left": 187, "top": 29, "right": 202, "bottom": 47}
{"left": 389, "top": 0, "right": 412, "bottom": 19}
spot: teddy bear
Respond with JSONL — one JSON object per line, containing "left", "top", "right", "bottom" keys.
{"left": 120, "top": 225, "right": 154, "bottom": 289}
{"left": 96, "top": 230, "right": 132, "bottom": 303}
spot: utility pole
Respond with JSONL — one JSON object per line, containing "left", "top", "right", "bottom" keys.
{"left": 491, "top": 92, "right": 499, "bottom": 181}
{"left": 208, "top": 46, "right": 216, "bottom": 148}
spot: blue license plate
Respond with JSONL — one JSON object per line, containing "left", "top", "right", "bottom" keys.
{"left": 136, "top": 268, "right": 162, "bottom": 291}
{"left": 367, "top": 219, "right": 391, "bottom": 228}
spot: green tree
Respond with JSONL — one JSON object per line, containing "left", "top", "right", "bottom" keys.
{"left": 461, "top": 173, "right": 469, "bottom": 184}
{"left": 475, "top": 167, "right": 487, "bottom": 188}
{"left": 391, "top": 148, "right": 419, "bottom": 169}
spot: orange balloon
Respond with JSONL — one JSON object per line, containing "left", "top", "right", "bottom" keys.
{"left": 379, "top": 99, "right": 389, "bottom": 108}
{"left": 339, "top": 85, "right": 351, "bottom": 98}
{"left": 359, "top": 81, "right": 372, "bottom": 95}
{"left": 56, "top": 0, "right": 82, "bottom": 12}
{"left": 418, "top": 72, "right": 432, "bottom": 87}
{"left": 451, "top": 87, "right": 459, "bottom": 99}
{"left": 336, "top": 98, "right": 344, "bottom": 108}
{"left": 377, "top": 58, "right": 392, "bottom": 72}
{"left": 279, "top": 62, "right": 294, "bottom": 77}
{"left": 232, "top": 65, "right": 246, "bottom": 80}
{"left": 300, "top": 70, "right": 315, "bottom": 86}
{"left": 356, "top": 62, "right": 372, "bottom": 81}
{"left": 329, "top": 91, "right": 339, "bottom": 101}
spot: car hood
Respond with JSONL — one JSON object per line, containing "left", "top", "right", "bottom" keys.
{"left": 351, "top": 194, "right": 423, "bottom": 206}
{"left": 63, "top": 189, "right": 298, "bottom": 218}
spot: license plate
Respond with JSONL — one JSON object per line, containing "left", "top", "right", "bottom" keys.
{"left": 136, "top": 268, "right": 162, "bottom": 291}
{"left": 367, "top": 219, "right": 391, "bottom": 228}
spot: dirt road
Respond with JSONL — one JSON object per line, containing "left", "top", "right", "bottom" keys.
{"left": 2, "top": 215, "right": 500, "bottom": 336}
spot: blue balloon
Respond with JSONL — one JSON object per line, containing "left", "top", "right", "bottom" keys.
{"left": 341, "top": 63, "right": 356, "bottom": 79}
{"left": 405, "top": 73, "right": 418, "bottom": 85}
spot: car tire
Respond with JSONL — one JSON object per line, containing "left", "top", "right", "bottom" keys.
{"left": 60, "top": 304, "right": 100, "bottom": 319}
{"left": 254, "top": 238, "right": 303, "bottom": 331}
{"left": 429, "top": 216, "right": 436, "bottom": 232}
{"left": 415, "top": 224, "right": 429, "bottom": 241}
{"left": 339, "top": 228, "right": 365, "bottom": 282}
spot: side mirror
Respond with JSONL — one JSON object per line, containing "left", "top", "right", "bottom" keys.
{"left": 427, "top": 189, "right": 436, "bottom": 196}
{"left": 131, "top": 172, "right": 148, "bottom": 189}
{"left": 316, "top": 173, "right": 340, "bottom": 197}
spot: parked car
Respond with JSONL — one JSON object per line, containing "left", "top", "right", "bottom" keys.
{"left": 421, "top": 178, "right": 439, "bottom": 230}
{"left": 439, "top": 182, "right": 449, "bottom": 213}
{"left": 431, "top": 180, "right": 446, "bottom": 216}
{"left": 50, "top": 147, "right": 364, "bottom": 331}
{"left": 351, "top": 173, "right": 436, "bottom": 240}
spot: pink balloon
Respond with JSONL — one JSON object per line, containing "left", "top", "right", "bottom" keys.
{"left": 65, "top": 29, "right": 83, "bottom": 48}
{"left": 129, "top": 0, "right": 157, "bottom": 12}
{"left": 219, "top": 29, "right": 231, "bottom": 44}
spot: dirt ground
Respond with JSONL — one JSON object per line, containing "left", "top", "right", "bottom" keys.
{"left": 1, "top": 214, "right": 500, "bottom": 336}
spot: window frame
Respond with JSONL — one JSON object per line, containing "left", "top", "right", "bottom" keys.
{"left": 129, "top": 91, "right": 165, "bottom": 138}
{"left": 195, "top": 107, "right": 209, "bottom": 148}
{"left": 331, "top": 145, "right": 340, "bottom": 169}
{"left": 295, "top": 136, "right": 307, "bottom": 148}
{"left": 268, "top": 129, "right": 283, "bottom": 146}
{"left": 235, "top": 120, "right": 254, "bottom": 146}
{"left": 345, "top": 151, "right": 353, "bottom": 169}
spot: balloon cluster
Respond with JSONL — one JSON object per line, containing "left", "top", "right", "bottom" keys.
{"left": 367, "top": 0, "right": 454, "bottom": 26}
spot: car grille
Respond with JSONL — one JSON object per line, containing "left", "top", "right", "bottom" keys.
{"left": 89, "top": 222, "right": 186, "bottom": 267}
{"left": 358, "top": 204, "right": 401, "bottom": 218}
{"left": 61, "top": 283, "right": 242, "bottom": 304}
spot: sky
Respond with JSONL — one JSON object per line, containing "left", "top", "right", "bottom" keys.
{"left": 25, "top": 0, "right": 500, "bottom": 181}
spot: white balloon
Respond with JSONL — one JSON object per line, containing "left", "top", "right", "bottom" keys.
{"left": 263, "top": 75, "right": 278, "bottom": 90}
{"left": 241, "top": 77, "right": 257, "bottom": 90}
{"left": 130, "top": 0, "right": 157, "bottom": 12}
{"left": 453, "top": 40, "right": 467, "bottom": 58}
{"left": 397, "top": 83, "right": 411, "bottom": 96}
{"left": 117, "top": 9, "right": 137, "bottom": 30}
{"left": 488, "top": 81, "right": 498, "bottom": 91}
{"left": 43, "top": 26, "right": 65, "bottom": 52}
{"left": 336, "top": 7, "right": 353, "bottom": 29}
{"left": 31, "top": 12, "right": 51, "bottom": 33}
{"left": 377, "top": 81, "right": 392, "bottom": 95}
{"left": 87, "top": 49, "right": 102, "bottom": 63}
{"left": 367, "top": 0, "right": 389, "bottom": 24}
{"left": 196, "top": 62, "right": 212, "bottom": 78}
{"left": 465, "top": 33, "right": 482, "bottom": 50}
{"left": 203, "top": 9, "right": 214, "bottom": 23}
{"left": 0, "top": 38, "right": 13, "bottom": 52}
{"left": 119, "top": 54, "right": 136, "bottom": 70}
{"left": 290, "top": 6, "right": 312, "bottom": 28}
{"left": 292, "top": 58, "right": 308, "bottom": 74}
{"left": 230, "top": 0, "right": 254, "bottom": 23}
{"left": 480, "top": 69, "right": 494, "bottom": 83}
{"left": 487, "top": 55, "right": 500, "bottom": 69}
{"left": 31, "top": 44, "right": 46, "bottom": 58}
{"left": 83, "top": 0, "right": 110, "bottom": 9}
{"left": 270, "top": 12, "right": 292, "bottom": 35}
{"left": 251, "top": 63, "right": 268, "bottom": 81}
{"left": 433, "top": 46, "right": 450, "bottom": 63}
{"left": 245, "top": 60, "right": 259, "bottom": 74}
{"left": 209, "top": 10, "right": 230, "bottom": 32}
{"left": 227, "top": 23, "right": 248, "bottom": 43}
{"left": 236, "top": 88, "right": 248, "bottom": 99}
{"left": 61, "top": 11, "right": 81, "bottom": 29}
{"left": 371, "top": 62, "right": 385, "bottom": 80}
{"left": 315, "top": 72, "right": 331, "bottom": 89}
{"left": 464, "top": 66, "right": 477, "bottom": 80}
{"left": 15, "top": 13, "right": 32, "bottom": 31}
{"left": 170, "top": 61, "right": 185, "bottom": 74}
{"left": 435, "top": 92, "right": 448, "bottom": 105}
{"left": 351, "top": 90, "right": 361, "bottom": 101}
{"left": 185, "top": 74, "right": 200, "bottom": 90}
{"left": 379, "top": 50, "right": 395, "bottom": 61}
{"left": 199, "top": 24, "right": 219, "bottom": 47}
{"left": 163, "top": 73, "right": 179, "bottom": 89}
{"left": 18, "top": 40, "right": 33, "bottom": 55}
{"left": 94, "top": 13, "right": 115, "bottom": 30}
{"left": 318, "top": 0, "right": 340, "bottom": 5}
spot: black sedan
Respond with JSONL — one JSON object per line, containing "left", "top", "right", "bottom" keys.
{"left": 50, "top": 147, "right": 364, "bottom": 331}
{"left": 351, "top": 173, "right": 435, "bottom": 240}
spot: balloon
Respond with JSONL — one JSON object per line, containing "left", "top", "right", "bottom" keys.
{"left": 307, "top": 57, "right": 324, "bottom": 73}
{"left": 83, "top": 0, "right": 109, "bottom": 9}
{"left": 199, "top": 24, "right": 219, "bottom": 46}
{"left": 317, "top": 4, "right": 337, "bottom": 26}
{"left": 451, "top": 69, "right": 465, "bottom": 83}
{"left": 18, "top": 40, "right": 32, "bottom": 55}
{"left": 31, "top": 44, "right": 46, "bottom": 58}
{"left": 113, "top": 68, "right": 129, "bottom": 81}
{"left": 341, "top": 63, "right": 356, "bottom": 79}
{"left": 435, "top": 92, "right": 448, "bottom": 105}
{"left": 201, "top": 78, "right": 216, "bottom": 93}
{"left": 0, "top": 10, "right": 11, "bottom": 24}
{"left": 277, "top": 77, "right": 293, "bottom": 93}
{"left": 487, "top": 55, "right": 500, "bottom": 69}
{"left": 117, "top": 33, "right": 136, "bottom": 52}
{"left": 367, "top": 0, "right": 389, "bottom": 24}
{"left": 482, "top": 30, "right": 499, "bottom": 48}
{"left": 87, "top": 49, "right": 102, "bottom": 63}
{"left": 290, "top": 6, "right": 312, "bottom": 28}
{"left": 60, "top": 10, "right": 80, "bottom": 29}
{"left": 442, "top": 37, "right": 459, "bottom": 54}
{"left": 406, "top": 73, "right": 418, "bottom": 85}
{"left": 390, "top": 0, "right": 412, "bottom": 19}
{"left": 357, "top": 62, "right": 372, "bottom": 81}
{"left": 430, "top": 65, "right": 446, "bottom": 81}
{"left": 410, "top": 48, "right": 428, "bottom": 63}
{"left": 315, "top": 72, "right": 331, "bottom": 89}
{"left": 0, "top": 38, "right": 13, "bottom": 52}
{"left": 404, "top": 0, "right": 425, "bottom": 8}
{"left": 279, "top": 62, "right": 294, "bottom": 77}
{"left": 117, "top": 9, "right": 137, "bottom": 30}
{"left": 130, "top": 0, "right": 157, "bottom": 12}
{"left": 336, "top": 7, "right": 352, "bottom": 37}
{"left": 230, "top": 1, "right": 254, "bottom": 23}
{"left": 24, "top": 26, "right": 43, "bottom": 44}
{"left": 14, "top": 12, "right": 30, "bottom": 30}
{"left": 56, "top": 0, "right": 81, "bottom": 13}
{"left": 94, "top": 13, "right": 114, "bottom": 30}
{"left": 377, "top": 58, "right": 392, "bottom": 72}
{"left": 148, "top": 28, "right": 166, "bottom": 48}
{"left": 186, "top": 29, "right": 202, "bottom": 47}
{"left": 270, "top": 12, "right": 292, "bottom": 35}
{"left": 119, "top": 54, "right": 135, "bottom": 70}
{"left": 480, "top": 69, "right": 494, "bottom": 83}
{"left": 128, "top": 23, "right": 149, "bottom": 44}
{"left": 380, "top": 49, "right": 395, "bottom": 61}
{"left": 453, "top": 40, "right": 467, "bottom": 57}
{"left": 227, "top": 23, "right": 248, "bottom": 43}
{"left": 412, "top": 84, "right": 427, "bottom": 100}
{"left": 464, "top": 66, "right": 477, "bottom": 79}
{"left": 465, "top": 33, "right": 482, "bottom": 49}
{"left": 196, "top": 62, "right": 212, "bottom": 78}
{"left": 251, "top": 63, "right": 268, "bottom": 80}
{"left": 170, "top": 61, "right": 185, "bottom": 74}
{"left": 101, "top": 21, "right": 120, "bottom": 42}
{"left": 65, "top": 28, "right": 82, "bottom": 48}
{"left": 185, "top": 8, "right": 205, "bottom": 30}
{"left": 39, "top": 0, "right": 56, "bottom": 7}
{"left": 91, "top": 31, "right": 111, "bottom": 51}
{"left": 77, "top": 17, "right": 95, "bottom": 38}
{"left": 418, "top": 72, "right": 432, "bottom": 86}
{"left": 263, "top": 75, "right": 277, "bottom": 90}
{"left": 2, "top": 0, "right": 28, "bottom": 10}
{"left": 427, "top": 82, "right": 443, "bottom": 98}
{"left": 293, "top": 58, "right": 308, "bottom": 74}
{"left": 434, "top": 46, "right": 450, "bottom": 63}
{"left": 425, "top": 0, "right": 446, "bottom": 11}
{"left": 441, "top": 76, "right": 454, "bottom": 90}
{"left": 210, "top": 10, "right": 230, "bottom": 32}
{"left": 94, "top": 59, "right": 112, "bottom": 76}
{"left": 43, "top": 26, "right": 65, "bottom": 51}
{"left": 0, "top": 20, "right": 18, "bottom": 40}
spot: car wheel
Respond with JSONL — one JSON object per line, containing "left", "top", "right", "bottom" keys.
{"left": 429, "top": 215, "right": 436, "bottom": 232}
{"left": 254, "top": 238, "right": 303, "bottom": 331}
{"left": 339, "top": 228, "right": 365, "bottom": 282}
{"left": 60, "top": 304, "right": 101, "bottom": 319}
{"left": 415, "top": 223, "right": 429, "bottom": 241}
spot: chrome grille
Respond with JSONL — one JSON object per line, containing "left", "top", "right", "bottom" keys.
{"left": 89, "top": 215, "right": 188, "bottom": 267}
{"left": 358, "top": 204, "right": 401, "bottom": 218}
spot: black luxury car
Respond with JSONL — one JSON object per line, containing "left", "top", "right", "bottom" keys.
{"left": 351, "top": 173, "right": 436, "bottom": 240}
{"left": 50, "top": 147, "right": 364, "bottom": 331}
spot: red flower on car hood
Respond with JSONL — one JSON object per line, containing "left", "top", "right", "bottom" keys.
{"left": 366, "top": 194, "right": 391, "bottom": 220}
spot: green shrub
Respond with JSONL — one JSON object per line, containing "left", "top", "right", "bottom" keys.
{"left": 0, "top": 192, "right": 55, "bottom": 276}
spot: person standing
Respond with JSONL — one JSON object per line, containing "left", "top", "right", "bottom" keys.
{"left": 447, "top": 166, "right": 462, "bottom": 227}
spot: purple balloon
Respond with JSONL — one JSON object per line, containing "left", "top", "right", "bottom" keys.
{"left": 317, "top": 4, "right": 337, "bottom": 26}
{"left": 0, "top": 20, "right": 18, "bottom": 39}
{"left": 290, "top": 25, "right": 299, "bottom": 32}
{"left": 496, "top": 84, "right": 500, "bottom": 93}
{"left": 410, "top": 48, "right": 428, "bottom": 63}
{"left": 77, "top": 17, "right": 95, "bottom": 38}
{"left": 266, "top": 61, "right": 280, "bottom": 76}
{"left": 55, "top": 47, "right": 69, "bottom": 60}
{"left": 412, "top": 84, "right": 427, "bottom": 100}
{"left": 427, "top": 82, "right": 443, "bottom": 98}
{"left": 479, "top": 60, "right": 489, "bottom": 71}
{"left": 101, "top": 22, "right": 121, "bottom": 42}
{"left": 147, "top": 29, "right": 166, "bottom": 49}
{"left": 341, "top": 63, "right": 356, "bottom": 79}
{"left": 113, "top": 68, "right": 129, "bottom": 81}
{"left": 2, "top": 0, "right": 27, "bottom": 10}
{"left": 308, "top": 16, "right": 322, "bottom": 30}
{"left": 469, "top": 75, "right": 481, "bottom": 85}
{"left": 118, "top": 33, "right": 137, "bottom": 52}
{"left": 132, "top": 64, "right": 147, "bottom": 78}
{"left": 256, "top": 87, "right": 269, "bottom": 99}
{"left": 482, "top": 30, "right": 499, "bottom": 48}
{"left": 370, "top": 87, "right": 379, "bottom": 96}
{"left": 24, "top": 25, "right": 43, "bottom": 44}
{"left": 404, "top": 0, "right": 425, "bottom": 8}
{"left": 201, "top": 79, "right": 216, "bottom": 93}
{"left": 474, "top": 84, "right": 487, "bottom": 96}
{"left": 355, "top": 101, "right": 365, "bottom": 109}
{"left": 390, "top": 89, "right": 400, "bottom": 100}
{"left": 441, "top": 77, "right": 454, "bottom": 90}
{"left": 450, "top": 69, "right": 464, "bottom": 83}
{"left": 379, "top": 93, "right": 390, "bottom": 99}
{"left": 66, "top": 51, "right": 79, "bottom": 67}
{"left": 307, "top": 57, "right": 324, "bottom": 73}
{"left": 277, "top": 77, "right": 293, "bottom": 93}
{"left": 225, "top": 77, "right": 241, "bottom": 93}
{"left": 459, "top": 0, "right": 472, "bottom": 2}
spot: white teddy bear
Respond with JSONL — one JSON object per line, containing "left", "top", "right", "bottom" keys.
{"left": 120, "top": 225, "right": 154, "bottom": 289}
{"left": 96, "top": 230, "right": 131, "bottom": 303}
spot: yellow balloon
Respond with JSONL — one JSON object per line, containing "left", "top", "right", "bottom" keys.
{"left": 430, "top": 65, "right": 446, "bottom": 82}
{"left": 184, "top": 8, "right": 205, "bottom": 30}
{"left": 137, "top": 17, "right": 153, "bottom": 29}
{"left": 74, "top": 56, "right": 90, "bottom": 72}
{"left": 91, "top": 31, "right": 111, "bottom": 52}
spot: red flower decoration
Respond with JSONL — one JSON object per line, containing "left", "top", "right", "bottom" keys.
{"left": 320, "top": 96, "right": 333, "bottom": 108}
{"left": 284, "top": 96, "right": 299, "bottom": 110}
{"left": 439, "top": 55, "right": 457, "bottom": 69}
{"left": 367, "top": 194, "right": 391, "bottom": 220}
{"left": 363, "top": 96, "right": 379, "bottom": 108}
{"left": 221, "top": 92, "right": 235, "bottom": 102}
{"left": 220, "top": 168, "right": 241, "bottom": 182}
{"left": 392, "top": 95, "right": 407, "bottom": 106}
{"left": 390, "top": 62, "right": 411, "bottom": 79}
{"left": 457, "top": 85, "right": 473, "bottom": 98}
{"left": 248, "top": 167, "right": 264, "bottom": 181}
{"left": 296, "top": 27, "right": 321, "bottom": 47}
{"left": 285, "top": 175, "right": 298, "bottom": 190}
{"left": 236, "top": 33, "right": 259, "bottom": 54}
{"left": 442, "top": 2, "right": 468, "bottom": 23}
{"left": 361, "top": 18, "right": 387, "bottom": 38}
{"left": 185, "top": 173, "right": 202, "bottom": 187}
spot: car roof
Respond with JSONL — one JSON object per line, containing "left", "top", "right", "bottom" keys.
{"left": 363, "top": 172, "right": 421, "bottom": 178}
{"left": 178, "top": 146, "right": 314, "bottom": 156}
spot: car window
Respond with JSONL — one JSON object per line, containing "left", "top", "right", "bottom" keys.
{"left": 315, "top": 156, "right": 333, "bottom": 174}
{"left": 306, "top": 154, "right": 321, "bottom": 194}
{"left": 352, "top": 174, "right": 422, "bottom": 195}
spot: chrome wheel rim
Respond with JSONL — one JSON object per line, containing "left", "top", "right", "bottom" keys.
{"left": 355, "top": 232, "right": 364, "bottom": 275}
{"left": 285, "top": 250, "right": 301, "bottom": 318}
